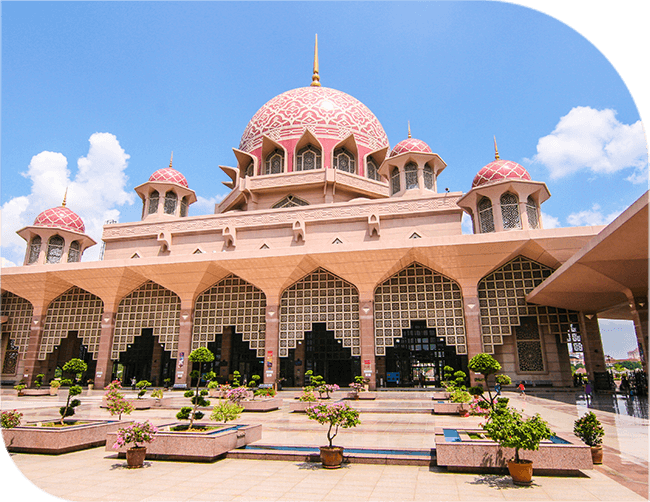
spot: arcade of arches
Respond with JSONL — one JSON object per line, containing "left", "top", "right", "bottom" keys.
{"left": 1, "top": 256, "right": 597, "bottom": 390}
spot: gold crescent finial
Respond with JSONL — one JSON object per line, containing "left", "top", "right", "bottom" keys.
{"left": 62, "top": 187, "right": 68, "bottom": 207}
{"left": 408, "top": 121, "right": 412, "bottom": 139}
{"left": 494, "top": 136, "right": 500, "bottom": 160}
{"left": 311, "top": 34, "right": 321, "bottom": 87}
{"left": 169, "top": 151, "right": 174, "bottom": 168}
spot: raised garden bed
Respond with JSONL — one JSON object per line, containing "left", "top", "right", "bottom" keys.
{"left": 19, "top": 389, "right": 51, "bottom": 396}
{"left": 432, "top": 401, "right": 469, "bottom": 415}
{"left": 435, "top": 428, "right": 592, "bottom": 474}
{"left": 106, "top": 422, "right": 262, "bottom": 462}
{"left": 241, "top": 398, "right": 282, "bottom": 412}
{"left": 346, "top": 392, "right": 377, "bottom": 400}
{"left": 289, "top": 401, "right": 315, "bottom": 413}
{"left": 2, "top": 419, "right": 126, "bottom": 454}
{"left": 431, "top": 391, "right": 450, "bottom": 400}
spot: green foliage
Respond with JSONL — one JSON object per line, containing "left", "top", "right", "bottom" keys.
{"left": 14, "top": 384, "right": 26, "bottom": 395}
{"left": 62, "top": 358, "right": 88, "bottom": 382}
{"left": 254, "top": 387, "right": 276, "bottom": 398}
{"left": 468, "top": 353, "right": 501, "bottom": 376}
{"left": 482, "top": 405, "right": 554, "bottom": 463}
{"left": 231, "top": 371, "right": 241, "bottom": 387}
{"left": 468, "top": 385, "right": 484, "bottom": 396}
{"left": 180, "top": 347, "right": 214, "bottom": 428}
{"left": 188, "top": 347, "right": 215, "bottom": 364}
{"left": 60, "top": 379, "right": 73, "bottom": 387}
{"left": 306, "top": 402, "right": 361, "bottom": 448}
{"left": 136, "top": 380, "right": 152, "bottom": 398}
{"left": 248, "top": 375, "right": 261, "bottom": 388}
{"left": 104, "top": 380, "right": 134, "bottom": 420}
{"left": 49, "top": 379, "right": 61, "bottom": 389}
{"left": 573, "top": 412, "right": 604, "bottom": 446}
{"left": 305, "top": 370, "right": 326, "bottom": 387}
{"left": 298, "top": 390, "right": 317, "bottom": 402}
{"left": 58, "top": 360, "right": 87, "bottom": 426}
{"left": 207, "top": 381, "right": 220, "bottom": 389}
{"left": 163, "top": 378, "right": 172, "bottom": 388}
{"left": 495, "top": 374, "right": 512, "bottom": 385}
{"left": 210, "top": 399, "right": 244, "bottom": 423}
{"left": 34, "top": 374, "right": 45, "bottom": 388}
{"left": 176, "top": 406, "right": 193, "bottom": 420}
{"left": 204, "top": 370, "right": 217, "bottom": 383}
{"left": 1, "top": 410, "right": 23, "bottom": 428}
{"left": 151, "top": 389, "right": 164, "bottom": 399}
{"left": 442, "top": 366, "right": 467, "bottom": 390}
{"left": 450, "top": 389, "right": 472, "bottom": 403}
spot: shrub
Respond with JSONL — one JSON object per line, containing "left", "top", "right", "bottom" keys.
{"left": 34, "top": 374, "right": 45, "bottom": 389}
{"left": 231, "top": 370, "right": 242, "bottom": 387}
{"left": 226, "top": 386, "right": 250, "bottom": 404}
{"left": 468, "top": 353, "right": 511, "bottom": 411}
{"left": 1, "top": 410, "right": 23, "bottom": 428}
{"left": 247, "top": 374, "right": 261, "bottom": 388}
{"left": 113, "top": 421, "right": 158, "bottom": 449}
{"left": 574, "top": 411, "right": 604, "bottom": 447}
{"left": 59, "top": 358, "right": 88, "bottom": 425}
{"left": 104, "top": 380, "right": 135, "bottom": 420}
{"left": 210, "top": 399, "right": 244, "bottom": 423}
{"left": 151, "top": 389, "right": 164, "bottom": 399}
{"left": 136, "top": 380, "right": 152, "bottom": 399}
{"left": 450, "top": 388, "right": 472, "bottom": 403}
{"left": 306, "top": 402, "right": 361, "bottom": 447}
{"left": 49, "top": 379, "right": 61, "bottom": 389}
{"left": 298, "top": 390, "right": 317, "bottom": 402}
{"left": 14, "top": 384, "right": 26, "bottom": 395}
{"left": 207, "top": 381, "right": 220, "bottom": 390}
{"left": 254, "top": 387, "right": 276, "bottom": 398}
{"left": 176, "top": 347, "right": 214, "bottom": 428}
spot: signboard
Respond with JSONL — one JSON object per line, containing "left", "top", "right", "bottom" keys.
{"left": 386, "top": 372, "right": 400, "bottom": 383}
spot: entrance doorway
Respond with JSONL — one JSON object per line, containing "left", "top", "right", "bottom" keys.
{"left": 229, "top": 331, "right": 263, "bottom": 384}
{"left": 46, "top": 330, "right": 96, "bottom": 383}
{"left": 384, "top": 321, "right": 467, "bottom": 387}
{"left": 117, "top": 328, "right": 175, "bottom": 386}
{"left": 305, "top": 323, "right": 359, "bottom": 387}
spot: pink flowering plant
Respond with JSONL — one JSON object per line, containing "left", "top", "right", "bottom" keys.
{"left": 226, "top": 386, "right": 251, "bottom": 405}
{"left": 104, "top": 380, "right": 135, "bottom": 420}
{"left": 1, "top": 409, "right": 23, "bottom": 428}
{"left": 113, "top": 421, "right": 158, "bottom": 449}
{"left": 306, "top": 402, "right": 361, "bottom": 447}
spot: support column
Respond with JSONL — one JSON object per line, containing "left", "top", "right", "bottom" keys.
{"left": 359, "top": 294, "right": 376, "bottom": 390}
{"left": 628, "top": 294, "right": 648, "bottom": 375}
{"left": 579, "top": 313, "right": 608, "bottom": 390}
{"left": 94, "top": 307, "right": 116, "bottom": 389}
{"left": 462, "top": 289, "right": 483, "bottom": 386}
{"left": 174, "top": 300, "right": 193, "bottom": 389}
{"left": 22, "top": 305, "right": 46, "bottom": 387}
{"left": 263, "top": 304, "right": 279, "bottom": 386}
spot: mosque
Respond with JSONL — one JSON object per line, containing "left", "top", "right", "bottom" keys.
{"left": 2, "top": 40, "right": 647, "bottom": 391}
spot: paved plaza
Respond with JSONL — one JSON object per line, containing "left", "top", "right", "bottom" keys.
{"left": 1, "top": 389, "right": 648, "bottom": 501}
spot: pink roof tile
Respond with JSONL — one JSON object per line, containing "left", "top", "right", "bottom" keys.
{"left": 389, "top": 138, "right": 432, "bottom": 157}
{"left": 472, "top": 160, "right": 531, "bottom": 188}
{"left": 33, "top": 206, "right": 85, "bottom": 233}
{"left": 149, "top": 167, "right": 189, "bottom": 187}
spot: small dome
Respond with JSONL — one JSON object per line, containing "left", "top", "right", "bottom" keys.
{"left": 389, "top": 138, "right": 432, "bottom": 157}
{"left": 472, "top": 160, "right": 531, "bottom": 188}
{"left": 34, "top": 206, "right": 85, "bottom": 234}
{"left": 149, "top": 167, "right": 189, "bottom": 188}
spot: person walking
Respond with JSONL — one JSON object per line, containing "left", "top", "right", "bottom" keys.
{"left": 131, "top": 376, "right": 136, "bottom": 391}
{"left": 495, "top": 382, "right": 501, "bottom": 396}
{"left": 585, "top": 380, "right": 592, "bottom": 404}
{"left": 518, "top": 381, "right": 525, "bottom": 399}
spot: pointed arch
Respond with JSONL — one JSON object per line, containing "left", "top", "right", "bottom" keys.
{"left": 478, "top": 197, "right": 495, "bottom": 233}
{"left": 500, "top": 192, "right": 521, "bottom": 229}
{"left": 46, "top": 235, "right": 65, "bottom": 264}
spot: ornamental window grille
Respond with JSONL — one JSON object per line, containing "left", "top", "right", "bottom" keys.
{"left": 391, "top": 167, "right": 401, "bottom": 195}
{"left": 28, "top": 236, "right": 41, "bottom": 264}
{"left": 148, "top": 190, "right": 159, "bottom": 214}
{"left": 478, "top": 197, "right": 495, "bottom": 233}
{"left": 500, "top": 192, "right": 521, "bottom": 229}
{"left": 477, "top": 256, "right": 582, "bottom": 354}
{"left": 373, "top": 263, "right": 467, "bottom": 356}
{"left": 164, "top": 191, "right": 177, "bottom": 215}
{"left": 245, "top": 162, "right": 254, "bottom": 177}
{"left": 526, "top": 196, "right": 539, "bottom": 229}
{"left": 264, "top": 149, "right": 284, "bottom": 175}
{"left": 272, "top": 195, "right": 310, "bottom": 209}
{"left": 296, "top": 145, "right": 321, "bottom": 171}
{"left": 180, "top": 196, "right": 188, "bottom": 217}
{"left": 192, "top": 275, "right": 267, "bottom": 357}
{"left": 367, "top": 158, "right": 380, "bottom": 181}
{"left": 2, "top": 338, "right": 18, "bottom": 374}
{"left": 67, "top": 241, "right": 81, "bottom": 263}
{"left": 40, "top": 287, "right": 103, "bottom": 360}
{"left": 46, "top": 235, "right": 64, "bottom": 264}
{"left": 423, "top": 165, "right": 434, "bottom": 190}
{"left": 405, "top": 162, "right": 419, "bottom": 190}
{"left": 515, "top": 317, "right": 545, "bottom": 372}
{"left": 0, "top": 292, "right": 33, "bottom": 358}
{"left": 333, "top": 148, "right": 355, "bottom": 174}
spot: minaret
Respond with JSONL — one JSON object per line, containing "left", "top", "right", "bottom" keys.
{"left": 311, "top": 34, "right": 321, "bottom": 87}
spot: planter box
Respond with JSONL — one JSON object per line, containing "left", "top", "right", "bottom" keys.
{"left": 101, "top": 397, "right": 154, "bottom": 409}
{"left": 431, "top": 391, "right": 450, "bottom": 400}
{"left": 150, "top": 397, "right": 175, "bottom": 407}
{"left": 20, "top": 389, "right": 51, "bottom": 396}
{"left": 289, "top": 401, "right": 316, "bottom": 413}
{"left": 432, "top": 401, "right": 469, "bottom": 414}
{"left": 2, "top": 419, "right": 126, "bottom": 454}
{"left": 435, "top": 428, "right": 593, "bottom": 474}
{"left": 346, "top": 392, "right": 377, "bottom": 400}
{"left": 241, "top": 398, "right": 281, "bottom": 412}
{"left": 106, "top": 422, "right": 262, "bottom": 462}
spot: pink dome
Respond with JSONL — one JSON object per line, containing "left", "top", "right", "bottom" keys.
{"left": 149, "top": 167, "right": 188, "bottom": 188}
{"left": 33, "top": 206, "right": 85, "bottom": 234}
{"left": 389, "top": 138, "right": 432, "bottom": 157}
{"left": 239, "top": 87, "right": 389, "bottom": 153}
{"left": 472, "top": 160, "right": 532, "bottom": 188}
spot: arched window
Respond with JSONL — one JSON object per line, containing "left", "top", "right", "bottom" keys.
{"left": 264, "top": 149, "right": 284, "bottom": 175}
{"left": 67, "top": 241, "right": 81, "bottom": 263}
{"left": 526, "top": 195, "right": 539, "bottom": 229}
{"left": 180, "top": 196, "right": 188, "bottom": 217}
{"left": 391, "top": 167, "right": 401, "bottom": 195}
{"left": 245, "top": 162, "right": 254, "bottom": 178}
{"left": 333, "top": 148, "right": 355, "bottom": 174}
{"left": 405, "top": 162, "right": 418, "bottom": 190}
{"left": 28, "top": 236, "right": 41, "bottom": 264}
{"left": 423, "top": 165, "right": 434, "bottom": 190}
{"left": 148, "top": 190, "right": 159, "bottom": 215}
{"left": 296, "top": 145, "right": 321, "bottom": 171}
{"left": 46, "top": 235, "right": 65, "bottom": 264}
{"left": 500, "top": 192, "right": 521, "bottom": 229}
{"left": 478, "top": 197, "right": 495, "bottom": 233}
{"left": 164, "top": 191, "right": 177, "bottom": 215}
{"left": 367, "top": 158, "right": 380, "bottom": 181}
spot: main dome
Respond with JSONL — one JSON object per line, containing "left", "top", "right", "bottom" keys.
{"left": 472, "top": 160, "right": 531, "bottom": 188}
{"left": 239, "top": 87, "right": 389, "bottom": 153}
{"left": 34, "top": 206, "right": 85, "bottom": 234}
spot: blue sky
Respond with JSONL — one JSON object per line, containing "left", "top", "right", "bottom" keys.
{"left": 1, "top": 1, "right": 648, "bottom": 360}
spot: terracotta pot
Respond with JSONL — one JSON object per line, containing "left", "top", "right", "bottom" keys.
{"left": 590, "top": 445, "right": 603, "bottom": 464}
{"left": 49, "top": 387, "right": 59, "bottom": 396}
{"left": 507, "top": 459, "right": 533, "bottom": 485}
{"left": 126, "top": 446, "right": 147, "bottom": 468}
{"left": 319, "top": 446, "right": 344, "bottom": 469}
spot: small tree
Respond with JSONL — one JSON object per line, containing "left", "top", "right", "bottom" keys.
{"left": 247, "top": 374, "right": 261, "bottom": 388}
{"left": 468, "top": 353, "right": 511, "bottom": 411}
{"left": 136, "top": 380, "right": 152, "bottom": 399}
{"left": 574, "top": 412, "right": 604, "bottom": 447}
{"left": 105, "top": 380, "right": 134, "bottom": 420}
{"left": 176, "top": 347, "right": 214, "bottom": 429}
{"left": 34, "top": 374, "right": 45, "bottom": 389}
{"left": 59, "top": 358, "right": 88, "bottom": 425}
{"left": 306, "top": 402, "right": 361, "bottom": 448}
{"left": 210, "top": 399, "right": 244, "bottom": 423}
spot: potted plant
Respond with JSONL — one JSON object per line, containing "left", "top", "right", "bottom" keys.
{"left": 468, "top": 353, "right": 512, "bottom": 411}
{"left": 449, "top": 388, "right": 472, "bottom": 416}
{"left": 481, "top": 404, "right": 554, "bottom": 485}
{"left": 58, "top": 358, "right": 88, "bottom": 425}
{"left": 113, "top": 420, "right": 158, "bottom": 468}
{"left": 305, "top": 401, "right": 361, "bottom": 469}
{"left": 574, "top": 411, "right": 605, "bottom": 464}
{"left": 207, "top": 380, "right": 221, "bottom": 397}
{"left": 87, "top": 378, "right": 94, "bottom": 391}
{"left": 104, "top": 380, "right": 135, "bottom": 420}
{"left": 1, "top": 410, "right": 23, "bottom": 429}
{"left": 49, "top": 379, "right": 61, "bottom": 396}
{"left": 14, "top": 382, "right": 26, "bottom": 396}
{"left": 175, "top": 347, "right": 214, "bottom": 430}
{"left": 163, "top": 378, "right": 171, "bottom": 390}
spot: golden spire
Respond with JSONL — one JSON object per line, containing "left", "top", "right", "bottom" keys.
{"left": 311, "top": 34, "right": 321, "bottom": 87}
{"left": 62, "top": 187, "right": 68, "bottom": 207}
{"left": 408, "top": 121, "right": 412, "bottom": 139}
{"left": 169, "top": 151, "right": 174, "bottom": 168}
{"left": 494, "top": 136, "right": 500, "bottom": 160}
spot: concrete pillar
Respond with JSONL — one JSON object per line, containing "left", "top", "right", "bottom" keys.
{"left": 359, "top": 294, "right": 376, "bottom": 390}
{"left": 173, "top": 300, "right": 193, "bottom": 389}
{"left": 263, "top": 304, "right": 279, "bottom": 386}
{"left": 94, "top": 308, "right": 116, "bottom": 389}
{"left": 628, "top": 294, "right": 648, "bottom": 374}
{"left": 462, "top": 291, "right": 483, "bottom": 386}
{"left": 580, "top": 313, "right": 608, "bottom": 390}
{"left": 22, "top": 305, "right": 46, "bottom": 387}
{"left": 220, "top": 327, "right": 232, "bottom": 380}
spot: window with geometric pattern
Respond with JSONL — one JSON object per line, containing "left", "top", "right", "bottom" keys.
{"left": 148, "top": 190, "right": 159, "bottom": 214}
{"left": 391, "top": 167, "right": 401, "bottom": 195}
{"left": 67, "top": 241, "right": 81, "bottom": 263}
{"left": 296, "top": 145, "right": 322, "bottom": 171}
{"left": 526, "top": 195, "right": 539, "bottom": 229}
{"left": 405, "top": 162, "right": 418, "bottom": 190}
{"left": 265, "top": 149, "right": 284, "bottom": 175}
{"left": 180, "top": 196, "right": 188, "bottom": 217}
{"left": 46, "top": 235, "right": 64, "bottom": 264}
{"left": 478, "top": 197, "right": 495, "bottom": 233}
{"left": 245, "top": 162, "right": 254, "bottom": 177}
{"left": 164, "top": 191, "right": 177, "bottom": 215}
{"left": 515, "top": 317, "right": 544, "bottom": 372}
{"left": 333, "top": 148, "right": 355, "bottom": 174}
{"left": 28, "top": 236, "right": 41, "bottom": 264}
{"left": 367, "top": 158, "right": 380, "bottom": 181}
{"left": 423, "top": 165, "right": 434, "bottom": 190}
{"left": 0, "top": 292, "right": 33, "bottom": 358}
{"left": 500, "top": 192, "right": 521, "bottom": 229}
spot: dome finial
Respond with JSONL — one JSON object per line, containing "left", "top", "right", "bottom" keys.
{"left": 408, "top": 121, "right": 412, "bottom": 139}
{"left": 311, "top": 34, "right": 321, "bottom": 87}
{"left": 62, "top": 186, "right": 68, "bottom": 207}
{"left": 169, "top": 151, "right": 174, "bottom": 168}
{"left": 494, "top": 136, "right": 500, "bottom": 160}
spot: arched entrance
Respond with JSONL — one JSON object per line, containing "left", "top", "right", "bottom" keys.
{"left": 305, "top": 323, "right": 360, "bottom": 387}
{"left": 116, "top": 328, "right": 175, "bottom": 386}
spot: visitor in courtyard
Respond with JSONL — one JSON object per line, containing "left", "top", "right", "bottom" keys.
{"left": 585, "top": 380, "right": 593, "bottom": 403}
{"left": 518, "top": 381, "right": 525, "bottom": 398}
{"left": 131, "top": 376, "right": 136, "bottom": 390}
{"left": 495, "top": 382, "right": 501, "bottom": 395}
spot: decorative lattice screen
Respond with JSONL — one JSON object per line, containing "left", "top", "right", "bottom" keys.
{"left": 515, "top": 317, "right": 545, "bottom": 372}
{"left": 192, "top": 275, "right": 267, "bottom": 357}
{"left": 374, "top": 263, "right": 467, "bottom": 356}
{"left": 112, "top": 282, "right": 180, "bottom": 359}
{"left": 40, "top": 287, "right": 103, "bottom": 360}
{"left": 279, "top": 268, "right": 360, "bottom": 358}
{"left": 478, "top": 256, "right": 581, "bottom": 354}
{"left": 1, "top": 292, "right": 33, "bottom": 356}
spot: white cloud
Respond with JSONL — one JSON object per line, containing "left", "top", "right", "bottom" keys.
{"left": 530, "top": 107, "right": 648, "bottom": 181}
{"left": 1, "top": 257, "right": 17, "bottom": 268}
{"left": 192, "top": 194, "right": 226, "bottom": 215}
{"left": 1, "top": 133, "right": 135, "bottom": 264}
{"left": 461, "top": 212, "right": 474, "bottom": 234}
{"left": 566, "top": 203, "right": 622, "bottom": 227}
{"left": 540, "top": 212, "right": 560, "bottom": 229}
